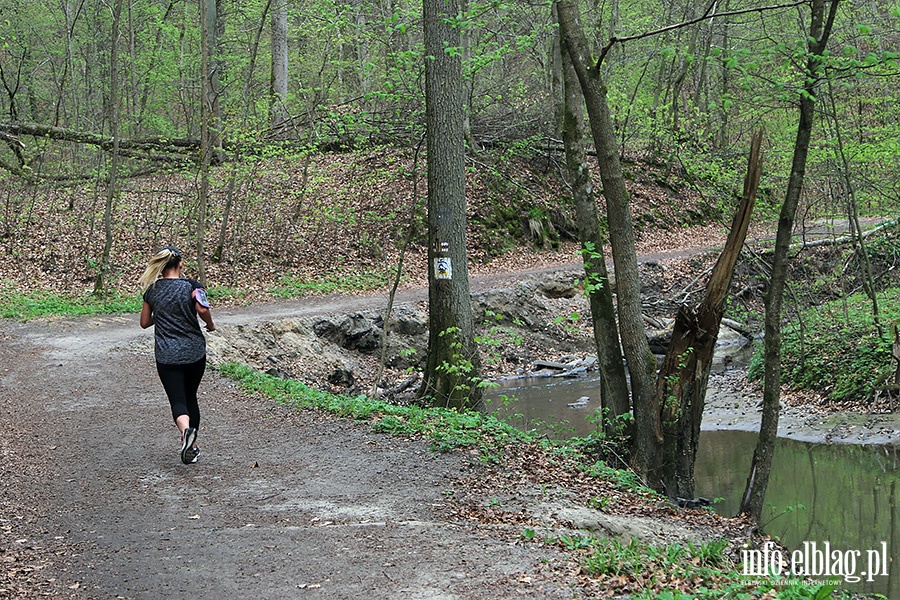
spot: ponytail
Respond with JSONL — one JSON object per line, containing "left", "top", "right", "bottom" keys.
{"left": 139, "top": 246, "right": 182, "bottom": 289}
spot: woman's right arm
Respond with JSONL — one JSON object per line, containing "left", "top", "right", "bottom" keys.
{"left": 196, "top": 304, "right": 216, "bottom": 332}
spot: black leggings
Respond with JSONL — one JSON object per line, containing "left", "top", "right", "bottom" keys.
{"left": 156, "top": 358, "right": 206, "bottom": 430}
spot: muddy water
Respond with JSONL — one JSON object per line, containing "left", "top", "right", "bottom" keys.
{"left": 485, "top": 376, "right": 899, "bottom": 596}
{"left": 485, "top": 373, "right": 607, "bottom": 438}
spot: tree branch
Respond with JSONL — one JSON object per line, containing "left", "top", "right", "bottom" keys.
{"left": 597, "top": 0, "right": 810, "bottom": 66}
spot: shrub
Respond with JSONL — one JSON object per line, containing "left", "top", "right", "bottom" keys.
{"left": 749, "top": 289, "right": 900, "bottom": 402}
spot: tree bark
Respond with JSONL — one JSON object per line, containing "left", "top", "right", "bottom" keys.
{"left": 556, "top": 0, "right": 658, "bottom": 478}
{"left": 0, "top": 121, "right": 199, "bottom": 154}
{"left": 656, "top": 129, "right": 763, "bottom": 500}
{"left": 270, "top": 0, "right": 289, "bottom": 132}
{"left": 740, "top": 0, "right": 840, "bottom": 521}
{"left": 825, "top": 77, "right": 880, "bottom": 335}
{"left": 419, "top": 0, "right": 483, "bottom": 410}
{"left": 203, "top": 0, "right": 223, "bottom": 164}
{"left": 558, "top": 23, "right": 630, "bottom": 429}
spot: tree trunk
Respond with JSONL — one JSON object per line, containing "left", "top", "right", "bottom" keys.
{"left": 202, "top": 0, "right": 223, "bottom": 164}
{"left": 460, "top": 0, "right": 476, "bottom": 151}
{"left": 657, "top": 129, "right": 763, "bottom": 500}
{"left": 558, "top": 25, "right": 630, "bottom": 430}
{"left": 556, "top": 0, "right": 658, "bottom": 478}
{"left": 94, "top": 0, "right": 124, "bottom": 296}
{"left": 197, "top": 0, "right": 215, "bottom": 286}
{"left": 740, "top": 0, "right": 840, "bottom": 521}
{"left": 213, "top": 168, "right": 238, "bottom": 263}
{"left": 270, "top": 0, "right": 288, "bottom": 132}
{"left": 825, "top": 77, "right": 880, "bottom": 335}
{"left": 374, "top": 137, "right": 426, "bottom": 397}
{"left": 419, "top": 0, "right": 483, "bottom": 410}
{"left": 716, "top": 0, "right": 732, "bottom": 150}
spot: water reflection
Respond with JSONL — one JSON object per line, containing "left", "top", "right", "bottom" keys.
{"left": 695, "top": 431, "right": 899, "bottom": 597}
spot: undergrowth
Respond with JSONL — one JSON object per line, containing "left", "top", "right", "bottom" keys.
{"left": 0, "top": 283, "right": 142, "bottom": 320}
{"left": 270, "top": 270, "right": 396, "bottom": 297}
{"left": 217, "top": 362, "right": 860, "bottom": 599}
{"left": 0, "top": 271, "right": 389, "bottom": 320}
{"left": 531, "top": 535, "right": 857, "bottom": 599}
{"left": 748, "top": 289, "right": 900, "bottom": 402}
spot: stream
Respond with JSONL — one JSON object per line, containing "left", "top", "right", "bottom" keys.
{"left": 485, "top": 374, "right": 899, "bottom": 596}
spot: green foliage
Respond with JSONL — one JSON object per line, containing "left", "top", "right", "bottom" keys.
{"left": 583, "top": 538, "right": 667, "bottom": 576}
{"left": 0, "top": 282, "right": 141, "bottom": 320}
{"left": 431, "top": 326, "right": 493, "bottom": 404}
{"left": 566, "top": 409, "right": 633, "bottom": 466}
{"left": 579, "top": 242, "right": 609, "bottom": 296}
{"left": 553, "top": 534, "right": 593, "bottom": 551}
{"left": 218, "top": 362, "right": 530, "bottom": 456}
{"left": 206, "top": 287, "right": 245, "bottom": 304}
{"left": 584, "top": 462, "right": 656, "bottom": 496}
{"left": 686, "top": 538, "right": 729, "bottom": 568}
{"left": 748, "top": 290, "right": 900, "bottom": 402}
{"left": 587, "top": 495, "right": 612, "bottom": 510}
{"left": 552, "top": 311, "right": 582, "bottom": 335}
{"left": 475, "top": 310, "right": 524, "bottom": 367}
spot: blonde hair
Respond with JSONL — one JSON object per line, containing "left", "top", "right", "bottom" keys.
{"left": 139, "top": 246, "right": 182, "bottom": 289}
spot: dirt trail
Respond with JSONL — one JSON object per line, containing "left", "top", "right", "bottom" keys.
{"left": 0, "top": 309, "right": 577, "bottom": 599}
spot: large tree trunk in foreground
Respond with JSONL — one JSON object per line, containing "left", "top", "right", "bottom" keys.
{"left": 418, "top": 0, "right": 483, "bottom": 410}
{"left": 740, "top": 0, "right": 840, "bottom": 521}
{"left": 558, "top": 23, "right": 630, "bottom": 430}
{"left": 656, "top": 130, "right": 763, "bottom": 500}
{"left": 557, "top": 0, "right": 658, "bottom": 478}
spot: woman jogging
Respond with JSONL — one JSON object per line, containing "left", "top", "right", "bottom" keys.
{"left": 139, "top": 246, "right": 216, "bottom": 464}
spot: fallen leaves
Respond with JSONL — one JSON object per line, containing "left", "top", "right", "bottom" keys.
{"left": 441, "top": 440, "right": 759, "bottom": 598}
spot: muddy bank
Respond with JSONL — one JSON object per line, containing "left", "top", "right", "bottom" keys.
{"left": 704, "top": 371, "right": 900, "bottom": 446}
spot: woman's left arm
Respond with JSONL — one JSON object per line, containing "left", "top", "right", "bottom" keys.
{"left": 140, "top": 301, "right": 154, "bottom": 329}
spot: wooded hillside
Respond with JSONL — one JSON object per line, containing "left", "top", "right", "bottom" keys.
{"left": 0, "top": 0, "right": 897, "bottom": 299}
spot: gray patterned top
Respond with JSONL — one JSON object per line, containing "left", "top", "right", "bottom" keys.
{"left": 143, "top": 278, "right": 206, "bottom": 365}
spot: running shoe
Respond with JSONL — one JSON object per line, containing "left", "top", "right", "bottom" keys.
{"left": 181, "top": 427, "right": 198, "bottom": 464}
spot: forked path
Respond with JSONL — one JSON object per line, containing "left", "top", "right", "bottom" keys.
{"left": 0, "top": 302, "right": 575, "bottom": 600}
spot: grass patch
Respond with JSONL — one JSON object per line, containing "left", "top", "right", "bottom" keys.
{"left": 270, "top": 270, "right": 394, "bottom": 297}
{"left": 222, "top": 362, "right": 854, "bottom": 599}
{"left": 0, "top": 283, "right": 142, "bottom": 320}
{"left": 206, "top": 286, "right": 247, "bottom": 304}
{"left": 0, "top": 283, "right": 242, "bottom": 320}
{"left": 584, "top": 461, "right": 658, "bottom": 496}
{"left": 748, "top": 289, "right": 900, "bottom": 402}
{"left": 568, "top": 537, "right": 850, "bottom": 599}
{"left": 218, "top": 362, "right": 533, "bottom": 455}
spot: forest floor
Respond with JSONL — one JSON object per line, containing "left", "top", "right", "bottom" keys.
{"left": 2, "top": 216, "right": 898, "bottom": 599}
